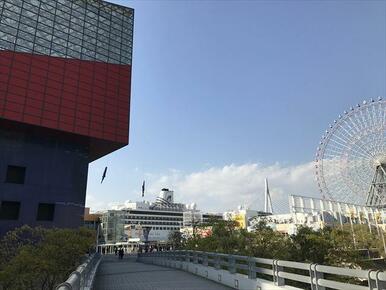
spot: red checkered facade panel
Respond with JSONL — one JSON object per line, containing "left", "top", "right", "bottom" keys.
{"left": 0, "top": 50, "right": 130, "bottom": 145}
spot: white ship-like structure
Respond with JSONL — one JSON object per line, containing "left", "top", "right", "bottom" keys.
{"left": 100, "top": 188, "right": 221, "bottom": 244}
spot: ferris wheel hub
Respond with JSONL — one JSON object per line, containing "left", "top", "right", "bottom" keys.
{"left": 374, "top": 155, "right": 386, "bottom": 167}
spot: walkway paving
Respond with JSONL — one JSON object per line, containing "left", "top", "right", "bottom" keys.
{"left": 93, "top": 255, "right": 232, "bottom": 290}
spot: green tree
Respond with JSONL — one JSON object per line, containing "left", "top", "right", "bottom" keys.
{"left": 0, "top": 225, "right": 46, "bottom": 270}
{"left": 249, "top": 224, "right": 293, "bottom": 260}
{"left": 168, "top": 231, "right": 185, "bottom": 250}
{"left": 290, "top": 226, "right": 331, "bottom": 264}
{"left": 179, "top": 218, "right": 386, "bottom": 271}
{"left": 0, "top": 227, "right": 95, "bottom": 290}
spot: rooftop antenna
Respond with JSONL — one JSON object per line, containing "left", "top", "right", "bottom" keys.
{"left": 264, "top": 178, "right": 273, "bottom": 214}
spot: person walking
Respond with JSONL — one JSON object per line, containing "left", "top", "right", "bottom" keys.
{"left": 119, "top": 248, "right": 124, "bottom": 259}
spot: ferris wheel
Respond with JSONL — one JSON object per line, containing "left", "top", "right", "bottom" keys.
{"left": 315, "top": 97, "right": 386, "bottom": 207}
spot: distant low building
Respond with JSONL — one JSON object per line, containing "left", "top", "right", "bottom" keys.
{"left": 180, "top": 226, "right": 213, "bottom": 239}
{"left": 248, "top": 212, "right": 321, "bottom": 235}
{"left": 223, "top": 206, "right": 270, "bottom": 229}
{"left": 83, "top": 207, "right": 102, "bottom": 230}
{"left": 101, "top": 210, "right": 124, "bottom": 244}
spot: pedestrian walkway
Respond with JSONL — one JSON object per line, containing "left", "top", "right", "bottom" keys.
{"left": 93, "top": 255, "right": 233, "bottom": 290}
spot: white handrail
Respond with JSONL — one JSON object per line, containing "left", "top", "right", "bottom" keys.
{"left": 137, "top": 250, "right": 386, "bottom": 290}
{"left": 55, "top": 253, "right": 101, "bottom": 290}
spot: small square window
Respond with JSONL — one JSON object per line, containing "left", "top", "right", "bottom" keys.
{"left": 0, "top": 201, "right": 20, "bottom": 220}
{"left": 5, "top": 165, "right": 26, "bottom": 184}
{"left": 37, "top": 203, "right": 55, "bottom": 221}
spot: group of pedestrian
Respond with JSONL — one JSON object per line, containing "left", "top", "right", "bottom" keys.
{"left": 114, "top": 247, "right": 125, "bottom": 259}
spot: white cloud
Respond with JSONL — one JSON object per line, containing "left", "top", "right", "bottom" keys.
{"left": 85, "top": 194, "right": 122, "bottom": 212}
{"left": 85, "top": 194, "right": 106, "bottom": 212}
{"left": 146, "top": 162, "right": 320, "bottom": 213}
{"left": 86, "top": 162, "right": 320, "bottom": 214}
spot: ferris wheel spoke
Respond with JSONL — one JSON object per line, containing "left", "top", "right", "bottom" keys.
{"left": 370, "top": 130, "right": 384, "bottom": 154}
{"left": 376, "top": 102, "right": 383, "bottom": 127}
{"left": 340, "top": 116, "right": 361, "bottom": 135}
{"left": 367, "top": 105, "right": 384, "bottom": 153}
{"left": 335, "top": 121, "right": 357, "bottom": 143}
{"left": 381, "top": 102, "right": 386, "bottom": 127}
{"left": 338, "top": 117, "right": 378, "bottom": 158}
{"left": 358, "top": 108, "right": 369, "bottom": 133}
{"left": 326, "top": 177, "right": 351, "bottom": 202}
{"left": 327, "top": 137, "right": 373, "bottom": 160}
{"left": 355, "top": 129, "right": 385, "bottom": 159}
{"left": 353, "top": 133, "right": 379, "bottom": 158}
{"left": 347, "top": 111, "right": 365, "bottom": 135}
{"left": 348, "top": 132, "right": 378, "bottom": 159}
{"left": 377, "top": 102, "right": 386, "bottom": 152}
{"left": 356, "top": 106, "right": 371, "bottom": 133}
{"left": 371, "top": 103, "right": 381, "bottom": 129}
{"left": 349, "top": 116, "right": 376, "bottom": 158}
{"left": 347, "top": 158, "right": 372, "bottom": 185}
{"left": 367, "top": 129, "right": 381, "bottom": 154}
{"left": 367, "top": 105, "right": 376, "bottom": 129}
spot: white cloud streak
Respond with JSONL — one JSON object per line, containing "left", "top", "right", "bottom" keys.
{"left": 146, "top": 162, "right": 319, "bottom": 213}
{"left": 86, "top": 162, "right": 320, "bottom": 213}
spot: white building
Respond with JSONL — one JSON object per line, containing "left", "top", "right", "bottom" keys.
{"left": 100, "top": 188, "right": 222, "bottom": 244}
{"left": 247, "top": 195, "right": 386, "bottom": 235}
{"left": 248, "top": 212, "right": 322, "bottom": 235}
{"left": 223, "top": 205, "right": 270, "bottom": 229}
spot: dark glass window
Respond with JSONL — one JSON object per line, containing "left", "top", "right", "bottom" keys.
{"left": 0, "top": 201, "right": 20, "bottom": 220}
{"left": 5, "top": 165, "right": 26, "bottom": 184}
{"left": 37, "top": 203, "right": 55, "bottom": 221}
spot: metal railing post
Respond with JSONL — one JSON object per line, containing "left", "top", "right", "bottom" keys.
{"left": 228, "top": 255, "right": 236, "bottom": 274}
{"left": 193, "top": 252, "right": 198, "bottom": 264}
{"left": 248, "top": 257, "right": 256, "bottom": 279}
{"left": 310, "top": 263, "right": 316, "bottom": 290}
{"left": 377, "top": 271, "right": 386, "bottom": 290}
{"left": 176, "top": 251, "right": 181, "bottom": 261}
{"left": 273, "top": 260, "right": 284, "bottom": 286}
{"left": 215, "top": 254, "right": 221, "bottom": 270}
{"left": 369, "top": 270, "right": 386, "bottom": 290}
{"left": 203, "top": 253, "right": 208, "bottom": 266}
{"left": 368, "top": 270, "right": 377, "bottom": 290}
{"left": 310, "top": 264, "right": 325, "bottom": 290}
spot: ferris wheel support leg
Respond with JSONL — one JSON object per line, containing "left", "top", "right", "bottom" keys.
{"left": 379, "top": 225, "right": 386, "bottom": 256}
{"left": 349, "top": 216, "right": 357, "bottom": 249}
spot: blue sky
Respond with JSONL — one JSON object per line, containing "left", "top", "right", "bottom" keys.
{"left": 86, "top": 0, "right": 386, "bottom": 213}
